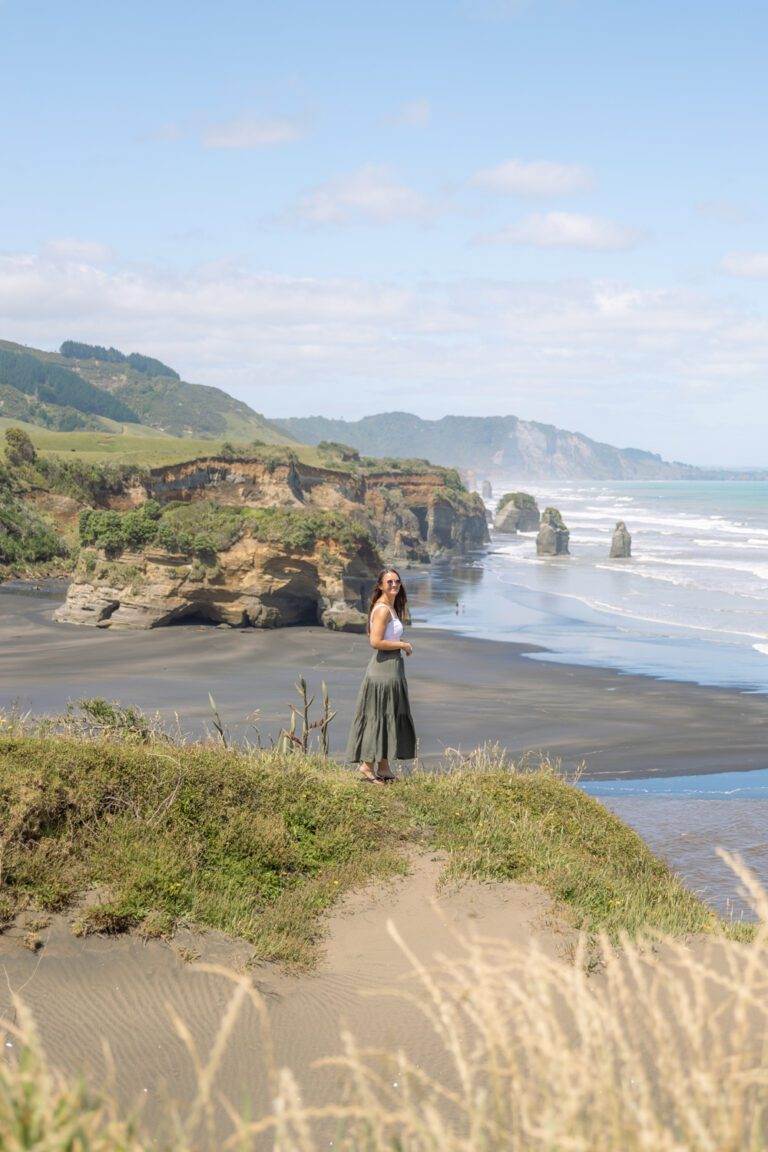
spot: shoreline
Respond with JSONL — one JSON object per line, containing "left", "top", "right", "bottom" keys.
{"left": 2, "top": 583, "right": 767, "bottom": 781}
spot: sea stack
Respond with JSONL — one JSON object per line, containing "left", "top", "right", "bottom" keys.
{"left": 494, "top": 491, "right": 541, "bottom": 534}
{"left": 610, "top": 520, "right": 632, "bottom": 558}
{"left": 481, "top": 479, "right": 493, "bottom": 499}
{"left": 536, "top": 507, "right": 570, "bottom": 556}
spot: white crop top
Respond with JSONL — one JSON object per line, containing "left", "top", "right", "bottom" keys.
{"left": 372, "top": 603, "right": 404, "bottom": 642}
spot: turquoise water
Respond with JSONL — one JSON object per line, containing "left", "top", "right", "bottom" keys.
{"left": 410, "top": 480, "right": 768, "bottom": 693}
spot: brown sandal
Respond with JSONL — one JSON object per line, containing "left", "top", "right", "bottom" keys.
{"left": 358, "top": 765, "right": 384, "bottom": 784}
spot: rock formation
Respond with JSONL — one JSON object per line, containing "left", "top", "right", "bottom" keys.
{"left": 142, "top": 455, "right": 489, "bottom": 565}
{"left": 481, "top": 479, "right": 493, "bottom": 499}
{"left": 56, "top": 525, "right": 378, "bottom": 631}
{"left": 54, "top": 451, "right": 489, "bottom": 631}
{"left": 610, "top": 521, "right": 632, "bottom": 558}
{"left": 536, "top": 507, "right": 570, "bottom": 556}
{"left": 494, "top": 492, "right": 541, "bottom": 534}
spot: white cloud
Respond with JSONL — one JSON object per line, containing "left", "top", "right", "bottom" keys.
{"left": 1, "top": 249, "right": 765, "bottom": 443}
{"left": 721, "top": 252, "right": 768, "bottom": 278}
{"left": 386, "top": 99, "right": 432, "bottom": 127}
{"left": 471, "top": 159, "right": 594, "bottom": 196}
{"left": 294, "top": 163, "right": 433, "bottom": 225}
{"left": 43, "top": 238, "right": 115, "bottom": 263}
{"left": 202, "top": 115, "right": 304, "bottom": 149}
{"left": 479, "top": 211, "right": 640, "bottom": 251}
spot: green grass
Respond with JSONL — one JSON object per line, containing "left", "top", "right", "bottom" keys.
{"left": 0, "top": 417, "right": 240, "bottom": 466}
{"left": 0, "top": 416, "right": 328, "bottom": 469}
{"left": 77, "top": 500, "right": 372, "bottom": 558}
{"left": 0, "top": 733, "right": 730, "bottom": 968}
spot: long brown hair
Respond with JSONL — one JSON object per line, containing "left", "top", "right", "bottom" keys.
{"left": 366, "top": 568, "right": 407, "bottom": 633}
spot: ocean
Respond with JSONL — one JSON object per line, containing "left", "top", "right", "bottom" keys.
{"left": 408, "top": 479, "right": 768, "bottom": 918}
{"left": 410, "top": 479, "right": 768, "bottom": 693}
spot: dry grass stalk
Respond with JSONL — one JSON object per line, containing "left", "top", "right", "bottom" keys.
{"left": 2, "top": 854, "right": 768, "bottom": 1148}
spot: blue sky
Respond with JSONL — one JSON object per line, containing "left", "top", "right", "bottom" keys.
{"left": 1, "top": 0, "right": 767, "bottom": 464}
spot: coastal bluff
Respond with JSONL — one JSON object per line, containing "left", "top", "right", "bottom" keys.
{"left": 57, "top": 526, "right": 378, "bottom": 630}
{"left": 55, "top": 451, "right": 488, "bottom": 630}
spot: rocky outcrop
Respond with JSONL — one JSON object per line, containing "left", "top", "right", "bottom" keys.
{"left": 132, "top": 455, "right": 489, "bottom": 564}
{"left": 55, "top": 528, "right": 378, "bottom": 631}
{"left": 494, "top": 492, "right": 541, "bottom": 534}
{"left": 610, "top": 521, "right": 632, "bottom": 558}
{"left": 54, "top": 452, "right": 489, "bottom": 631}
{"left": 481, "top": 479, "right": 493, "bottom": 499}
{"left": 149, "top": 456, "right": 306, "bottom": 509}
{"left": 536, "top": 507, "right": 570, "bottom": 556}
{"left": 357, "top": 470, "right": 489, "bottom": 560}
{"left": 138, "top": 453, "right": 490, "bottom": 562}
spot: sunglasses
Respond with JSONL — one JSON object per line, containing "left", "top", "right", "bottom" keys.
{"left": 384, "top": 578, "right": 401, "bottom": 587}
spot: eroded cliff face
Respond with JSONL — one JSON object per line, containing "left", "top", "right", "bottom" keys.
{"left": 56, "top": 529, "right": 378, "bottom": 631}
{"left": 114, "top": 455, "right": 489, "bottom": 563}
{"left": 55, "top": 453, "right": 489, "bottom": 631}
{"left": 148, "top": 457, "right": 305, "bottom": 508}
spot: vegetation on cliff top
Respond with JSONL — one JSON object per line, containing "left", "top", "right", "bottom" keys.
{"left": 77, "top": 499, "right": 372, "bottom": 559}
{"left": 0, "top": 487, "right": 67, "bottom": 567}
{"left": 497, "top": 490, "right": 538, "bottom": 512}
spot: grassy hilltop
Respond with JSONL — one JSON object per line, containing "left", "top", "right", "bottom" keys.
{"left": 0, "top": 720, "right": 729, "bottom": 968}
{"left": 2, "top": 715, "right": 760, "bottom": 1149}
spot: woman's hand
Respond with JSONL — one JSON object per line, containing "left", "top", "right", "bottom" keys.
{"left": 401, "top": 642, "right": 413, "bottom": 656}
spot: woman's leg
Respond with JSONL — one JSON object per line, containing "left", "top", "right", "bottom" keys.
{"left": 359, "top": 761, "right": 383, "bottom": 783}
{"left": 376, "top": 757, "right": 397, "bottom": 781}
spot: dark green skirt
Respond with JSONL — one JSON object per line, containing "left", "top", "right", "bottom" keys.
{"left": 344, "top": 649, "right": 417, "bottom": 763}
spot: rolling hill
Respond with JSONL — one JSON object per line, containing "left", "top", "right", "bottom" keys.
{"left": 0, "top": 340, "right": 295, "bottom": 446}
{"left": 272, "top": 412, "right": 701, "bottom": 481}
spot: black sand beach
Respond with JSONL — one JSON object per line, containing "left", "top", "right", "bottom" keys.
{"left": 2, "top": 582, "right": 767, "bottom": 780}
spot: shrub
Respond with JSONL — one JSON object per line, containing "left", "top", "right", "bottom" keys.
{"left": 0, "top": 491, "right": 67, "bottom": 566}
{"left": 498, "top": 490, "right": 538, "bottom": 513}
{"left": 4, "top": 426, "right": 37, "bottom": 466}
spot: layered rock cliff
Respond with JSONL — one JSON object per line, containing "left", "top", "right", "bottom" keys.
{"left": 56, "top": 508, "right": 378, "bottom": 631}
{"left": 141, "top": 453, "right": 489, "bottom": 563}
{"left": 54, "top": 450, "right": 488, "bottom": 630}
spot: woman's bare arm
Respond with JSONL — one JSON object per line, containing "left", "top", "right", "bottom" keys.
{"left": 369, "top": 604, "right": 412, "bottom": 653}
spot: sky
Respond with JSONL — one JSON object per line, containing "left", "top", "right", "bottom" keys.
{"left": 1, "top": 0, "right": 767, "bottom": 466}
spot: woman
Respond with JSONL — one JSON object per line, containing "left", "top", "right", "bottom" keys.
{"left": 344, "top": 567, "right": 417, "bottom": 783}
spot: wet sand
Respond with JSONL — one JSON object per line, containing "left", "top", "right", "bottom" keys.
{"left": 2, "top": 582, "right": 768, "bottom": 779}
{"left": 0, "top": 854, "right": 565, "bottom": 1144}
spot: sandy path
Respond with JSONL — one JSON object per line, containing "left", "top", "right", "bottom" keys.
{"left": 0, "top": 854, "right": 564, "bottom": 1144}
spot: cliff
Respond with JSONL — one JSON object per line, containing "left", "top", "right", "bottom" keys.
{"left": 142, "top": 453, "right": 489, "bottom": 563}
{"left": 55, "top": 506, "right": 379, "bottom": 630}
{"left": 54, "top": 451, "right": 488, "bottom": 630}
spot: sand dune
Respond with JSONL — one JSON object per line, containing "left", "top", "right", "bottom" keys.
{"left": 0, "top": 854, "right": 567, "bottom": 1142}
